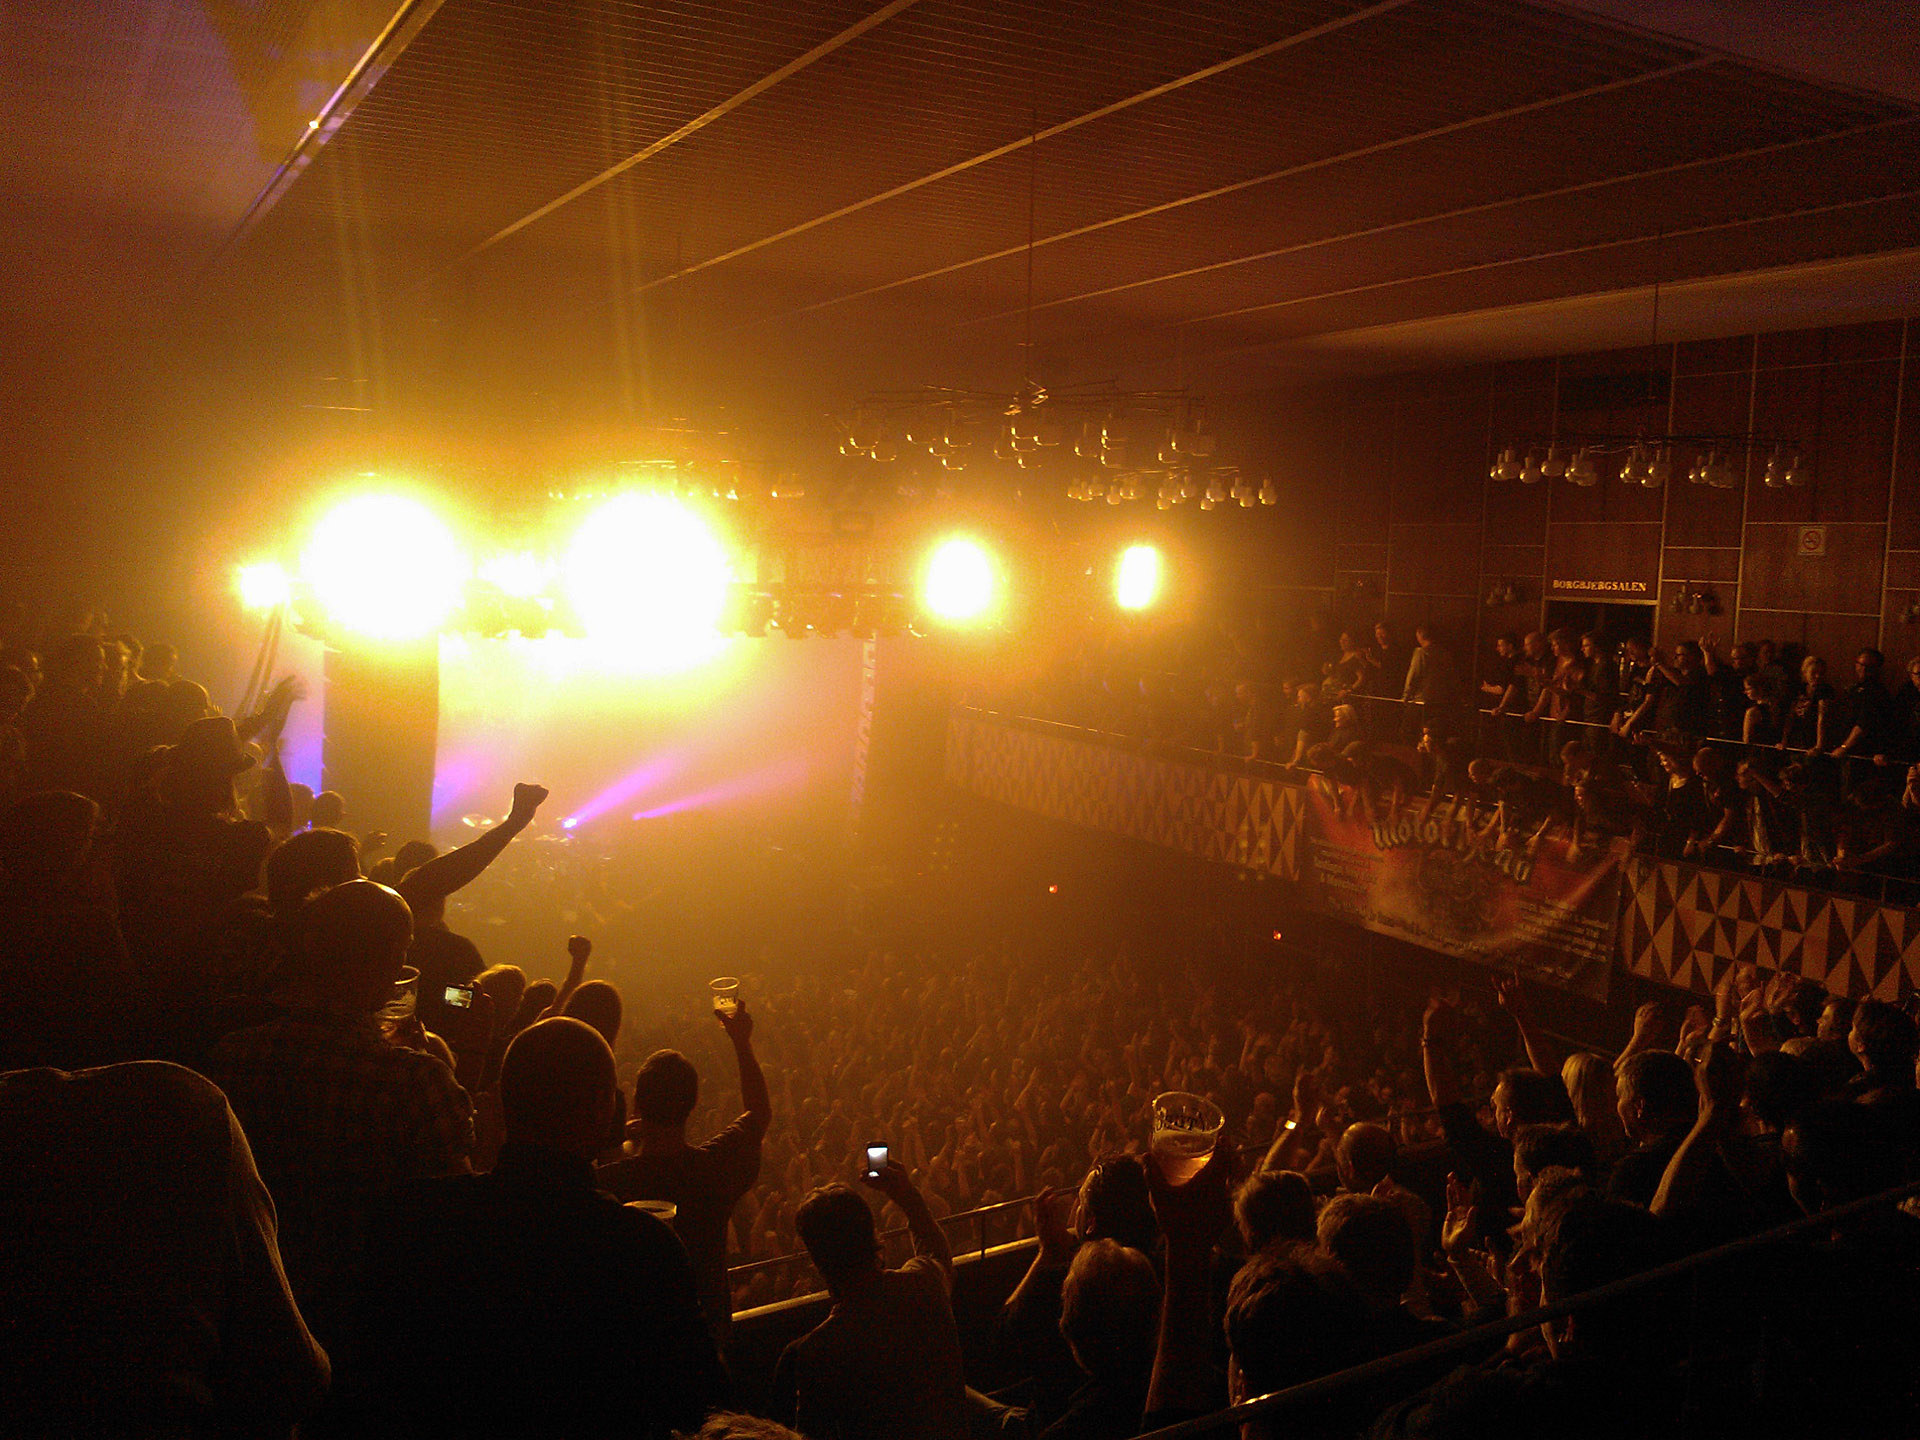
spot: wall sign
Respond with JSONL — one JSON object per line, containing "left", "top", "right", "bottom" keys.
{"left": 1547, "top": 577, "right": 1653, "bottom": 598}
{"left": 1798, "top": 526, "right": 1827, "bottom": 557}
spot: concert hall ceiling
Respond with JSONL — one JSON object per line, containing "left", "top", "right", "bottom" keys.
{"left": 9, "top": 0, "right": 1920, "bottom": 413}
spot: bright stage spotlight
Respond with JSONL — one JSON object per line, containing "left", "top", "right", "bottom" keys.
{"left": 302, "top": 493, "right": 467, "bottom": 640}
{"left": 235, "top": 561, "right": 292, "bottom": 613}
{"left": 921, "top": 536, "right": 998, "bottom": 624}
{"left": 1114, "top": 544, "right": 1164, "bottom": 611}
{"left": 478, "top": 551, "right": 549, "bottom": 599}
{"left": 563, "top": 493, "right": 734, "bottom": 671}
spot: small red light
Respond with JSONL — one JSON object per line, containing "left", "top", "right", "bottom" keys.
{"left": 1271, "top": 931, "right": 1284, "bottom": 941}
{"left": 1047, "top": 884, "right": 1059, "bottom": 894}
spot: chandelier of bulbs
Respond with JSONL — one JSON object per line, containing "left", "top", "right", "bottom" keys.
{"left": 1487, "top": 437, "right": 1803, "bottom": 491}
{"left": 838, "top": 385, "right": 1278, "bottom": 510}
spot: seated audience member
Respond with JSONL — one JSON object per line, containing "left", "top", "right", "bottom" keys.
{"left": 1560, "top": 1050, "right": 1628, "bottom": 1167}
{"left": 1336, "top": 1121, "right": 1433, "bottom": 1253}
{"left": 1512, "top": 1122, "right": 1599, "bottom": 1200}
{"left": 205, "top": 880, "right": 476, "bottom": 1366}
{"left": 1316, "top": 1194, "right": 1444, "bottom": 1354}
{"left": 1373, "top": 1198, "right": 1678, "bottom": 1438}
{"left": 1422, "top": 998, "right": 1572, "bottom": 1247}
{"left": 1608, "top": 1051, "right": 1697, "bottom": 1207}
{"left": 1846, "top": 998, "right": 1920, "bottom": 1106}
{"left": 599, "top": 996, "right": 772, "bottom": 1340}
{"left": 1046, "top": 1239, "right": 1161, "bottom": 1440}
{"left": 1002, "top": 1155, "right": 1163, "bottom": 1419}
{"left": 361, "top": 1018, "right": 723, "bottom": 1439}
{"left": 0, "top": 789, "right": 134, "bottom": 1070}
{"left": 1234, "top": 1168, "right": 1318, "bottom": 1256}
{"left": 775, "top": 1166, "right": 976, "bottom": 1440}
{"left": 1223, "top": 1247, "right": 1375, "bottom": 1439}
{"left": 0, "top": 1062, "right": 329, "bottom": 1437}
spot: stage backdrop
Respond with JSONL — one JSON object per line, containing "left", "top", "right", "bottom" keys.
{"left": 433, "top": 636, "right": 867, "bottom": 845}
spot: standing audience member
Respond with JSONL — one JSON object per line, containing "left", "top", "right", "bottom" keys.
{"left": 361, "top": 1018, "right": 724, "bottom": 1439}
{"left": 205, "top": 880, "right": 475, "bottom": 1371}
{"left": 599, "top": 995, "right": 773, "bottom": 1341}
{"left": 776, "top": 1165, "right": 979, "bottom": 1440}
{"left": 1045, "top": 1239, "right": 1161, "bottom": 1440}
{"left": 1, "top": 1062, "right": 330, "bottom": 1438}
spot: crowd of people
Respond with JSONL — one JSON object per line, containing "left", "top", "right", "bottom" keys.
{"left": 994, "top": 615, "right": 1920, "bottom": 893}
{"left": 4, "top": 611, "right": 1920, "bottom": 1439}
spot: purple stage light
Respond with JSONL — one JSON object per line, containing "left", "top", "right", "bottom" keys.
{"left": 630, "top": 756, "right": 810, "bottom": 821}
{"left": 560, "top": 752, "right": 685, "bottom": 831}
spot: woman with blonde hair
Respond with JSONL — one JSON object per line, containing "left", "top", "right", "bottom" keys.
{"left": 1562, "top": 1050, "right": 1629, "bottom": 1167}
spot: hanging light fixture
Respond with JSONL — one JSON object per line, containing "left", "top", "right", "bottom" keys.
{"left": 1567, "top": 448, "right": 1599, "bottom": 486}
{"left": 1540, "top": 445, "right": 1566, "bottom": 479}
{"left": 1519, "top": 451, "right": 1542, "bottom": 484}
{"left": 1258, "top": 477, "right": 1278, "bottom": 506}
{"left": 1644, "top": 448, "right": 1671, "bottom": 488}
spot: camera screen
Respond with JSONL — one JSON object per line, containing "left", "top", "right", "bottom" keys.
{"left": 444, "top": 986, "right": 474, "bottom": 1009}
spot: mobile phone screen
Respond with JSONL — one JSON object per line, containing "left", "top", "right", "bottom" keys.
{"left": 444, "top": 986, "right": 474, "bottom": 1009}
{"left": 864, "top": 1143, "right": 889, "bottom": 1179}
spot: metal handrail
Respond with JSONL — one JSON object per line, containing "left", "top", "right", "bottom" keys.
{"left": 1133, "top": 1173, "right": 1920, "bottom": 1440}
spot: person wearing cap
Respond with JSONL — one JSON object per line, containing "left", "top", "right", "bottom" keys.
{"left": 113, "top": 713, "right": 272, "bottom": 1054}
{"left": 206, "top": 879, "right": 475, "bottom": 1391}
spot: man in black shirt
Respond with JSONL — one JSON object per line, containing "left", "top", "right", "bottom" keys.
{"left": 360, "top": 1018, "right": 724, "bottom": 1439}
{"left": 1822, "top": 647, "right": 1899, "bottom": 766}
{"left": 599, "top": 999, "right": 772, "bottom": 1342}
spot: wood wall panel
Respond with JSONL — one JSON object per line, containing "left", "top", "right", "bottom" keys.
{"left": 1261, "top": 317, "right": 1912, "bottom": 684}
{"left": 1892, "top": 355, "right": 1920, "bottom": 549}
{"left": 1389, "top": 522, "right": 1481, "bottom": 596}
{"left": 1742, "top": 523, "right": 1887, "bottom": 615}
{"left": 1663, "top": 547, "right": 1742, "bottom": 583}
{"left": 1547, "top": 522, "right": 1662, "bottom": 597}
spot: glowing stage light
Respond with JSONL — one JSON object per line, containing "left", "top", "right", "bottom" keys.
{"left": 563, "top": 494, "right": 734, "bottom": 672}
{"left": 1114, "top": 544, "right": 1164, "bottom": 611}
{"left": 479, "top": 551, "right": 549, "bottom": 599}
{"left": 921, "top": 536, "right": 997, "bottom": 624}
{"left": 236, "top": 561, "right": 292, "bottom": 613}
{"left": 302, "top": 494, "right": 467, "bottom": 640}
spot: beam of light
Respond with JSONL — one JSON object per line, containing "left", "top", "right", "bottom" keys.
{"left": 921, "top": 536, "right": 997, "bottom": 624}
{"left": 563, "top": 494, "right": 735, "bottom": 673}
{"left": 1114, "top": 544, "right": 1165, "bottom": 611}
{"left": 429, "top": 749, "right": 492, "bottom": 826}
{"left": 236, "top": 560, "right": 292, "bottom": 613}
{"left": 302, "top": 493, "right": 468, "bottom": 640}
{"left": 631, "top": 756, "right": 811, "bottom": 820}
{"left": 560, "top": 752, "right": 687, "bottom": 831}
{"left": 478, "top": 550, "right": 550, "bottom": 598}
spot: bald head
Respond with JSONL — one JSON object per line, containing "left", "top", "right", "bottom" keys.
{"left": 501, "top": 1018, "right": 618, "bottom": 1157}
{"left": 299, "top": 879, "right": 413, "bottom": 1011}
{"left": 1336, "top": 1122, "right": 1396, "bottom": 1192}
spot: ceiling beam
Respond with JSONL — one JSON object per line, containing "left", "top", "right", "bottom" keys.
{"left": 741, "top": 54, "right": 1712, "bottom": 330}
{"left": 631, "top": 0, "right": 1417, "bottom": 296}
{"left": 210, "top": 0, "right": 449, "bottom": 264}
{"left": 428, "top": 0, "right": 924, "bottom": 280}
{"left": 947, "top": 115, "right": 1919, "bottom": 329}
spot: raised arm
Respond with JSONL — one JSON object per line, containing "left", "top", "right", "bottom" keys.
{"left": 541, "top": 935, "right": 592, "bottom": 1020}
{"left": 1651, "top": 1042, "right": 1743, "bottom": 1217}
{"left": 1145, "top": 1141, "right": 1232, "bottom": 1422}
{"left": 1495, "top": 974, "right": 1555, "bottom": 1076}
{"left": 1421, "top": 998, "right": 1461, "bottom": 1110}
{"left": 398, "top": 783, "right": 548, "bottom": 907}
{"left": 867, "top": 1162, "right": 952, "bottom": 1280}
{"left": 717, "top": 1000, "right": 772, "bottom": 1137}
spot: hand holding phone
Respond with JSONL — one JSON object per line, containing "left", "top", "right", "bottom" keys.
{"left": 863, "top": 1142, "right": 889, "bottom": 1181}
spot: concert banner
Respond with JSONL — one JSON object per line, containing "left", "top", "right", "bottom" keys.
{"left": 1298, "top": 787, "right": 1622, "bottom": 1000}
